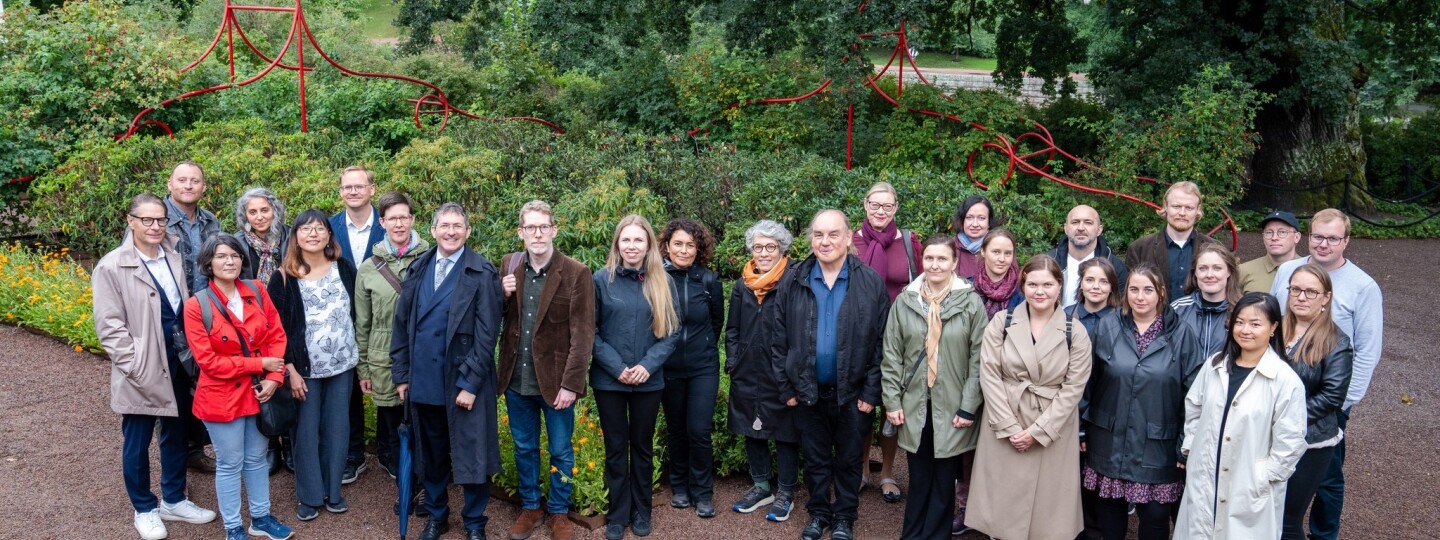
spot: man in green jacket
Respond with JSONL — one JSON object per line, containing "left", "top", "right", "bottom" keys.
{"left": 355, "top": 192, "right": 430, "bottom": 481}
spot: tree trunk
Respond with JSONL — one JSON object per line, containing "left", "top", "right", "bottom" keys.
{"left": 1243, "top": 95, "right": 1373, "bottom": 214}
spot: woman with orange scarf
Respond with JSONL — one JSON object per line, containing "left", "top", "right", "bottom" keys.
{"left": 724, "top": 220, "right": 801, "bottom": 523}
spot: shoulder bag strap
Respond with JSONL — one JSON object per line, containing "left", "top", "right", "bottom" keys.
{"left": 901, "top": 229, "right": 917, "bottom": 281}
{"left": 372, "top": 255, "right": 404, "bottom": 294}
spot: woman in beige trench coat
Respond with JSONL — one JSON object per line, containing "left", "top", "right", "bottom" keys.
{"left": 966, "top": 254, "right": 1091, "bottom": 540}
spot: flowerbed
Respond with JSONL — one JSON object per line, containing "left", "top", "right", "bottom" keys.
{"left": 0, "top": 243, "right": 98, "bottom": 352}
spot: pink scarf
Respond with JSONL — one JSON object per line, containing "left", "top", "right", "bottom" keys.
{"left": 858, "top": 219, "right": 898, "bottom": 284}
{"left": 974, "top": 265, "right": 1018, "bottom": 319}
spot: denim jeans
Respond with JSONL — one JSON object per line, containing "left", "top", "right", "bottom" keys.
{"left": 1308, "top": 407, "right": 1350, "bottom": 540}
{"left": 506, "top": 389, "right": 577, "bottom": 514}
{"left": 294, "top": 369, "right": 353, "bottom": 507}
{"left": 743, "top": 436, "right": 799, "bottom": 492}
{"left": 121, "top": 413, "right": 190, "bottom": 512}
{"left": 205, "top": 415, "right": 272, "bottom": 530}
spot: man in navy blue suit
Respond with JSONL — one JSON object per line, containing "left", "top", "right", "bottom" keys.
{"left": 329, "top": 165, "right": 387, "bottom": 483}
{"left": 392, "top": 203, "right": 505, "bottom": 540}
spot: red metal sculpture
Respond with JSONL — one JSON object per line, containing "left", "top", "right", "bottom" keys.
{"left": 116, "top": 0, "right": 563, "bottom": 141}
{"left": 687, "top": 6, "right": 1239, "bottom": 248}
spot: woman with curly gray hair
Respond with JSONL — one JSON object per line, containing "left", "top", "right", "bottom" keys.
{"left": 724, "top": 220, "right": 801, "bottom": 523}
{"left": 234, "top": 187, "right": 290, "bottom": 283}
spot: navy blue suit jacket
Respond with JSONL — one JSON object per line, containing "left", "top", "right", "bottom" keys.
{"left": 329, "top": 207, "right": 385, "bottom": 264}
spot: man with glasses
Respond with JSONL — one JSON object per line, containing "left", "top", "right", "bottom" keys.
{"left": 1270, "top": 208, "right": 1384, "bottom": 540}
{"left": 1238, "top": 211, "right": 1302, "bottom": 293}
{"left": 496, "top": 200, "right": 595, "bottom": 540}
{"left": 162, "top": 160, "right": 223, "bottom": 473}
{"left": 328, "top": 166, "right": 387, "bottom": 484}
{"left": 772, "top": 209, "right": 889, "bottom": 540}
{"left": 392, "top": 202, "right": 505, "bottom": 540}
{"left": 1124, "top": 181, "right": 1224, "bottom": 297}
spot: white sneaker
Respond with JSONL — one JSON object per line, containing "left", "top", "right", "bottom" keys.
{"left": 159, "top": 499, "right": 217, "bottom": 524}
{"left": 133, "top": 509, "right": 168, "bottom": 540}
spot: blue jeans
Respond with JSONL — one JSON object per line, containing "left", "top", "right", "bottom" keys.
{"left": 1308, "top": 407, "right": 1350, "bottom": 540}
{"left": 506, "top": 389, "right": 576, "bottom": 514}
{"left": 294, "top": 370, "right": 353, "bottom": 507}
{"left": 205, "top": 415, "right": 271, "bottom": 530}
{"left": 121, "top": 413, "right": 190, "bottom": 512}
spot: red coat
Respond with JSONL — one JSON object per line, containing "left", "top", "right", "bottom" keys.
{"left": 184, "top": 282, "right": 287, "bottom": 423}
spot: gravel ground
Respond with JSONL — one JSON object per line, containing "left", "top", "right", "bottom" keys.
{"left": 0, "top": 232, "right": 1433, "bottom": 539}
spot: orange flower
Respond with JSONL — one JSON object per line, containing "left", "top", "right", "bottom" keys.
{"left": 501, "top": 416, "right": 509, "bottom": 424}
{"left": 73, "top": 345, "right": 83, "bottom": 352}
{"left": 572, "top": 467, "right": 579, "bottom": 475}
{"left": 550, "top": 465, "right": 558, "bottom": 473}
{"left": 587, "top": 461, "right": 596, "bottom": 470}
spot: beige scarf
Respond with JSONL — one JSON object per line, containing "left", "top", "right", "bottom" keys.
{"left": 919, "top": 278, "right": 952, "bottom": 388}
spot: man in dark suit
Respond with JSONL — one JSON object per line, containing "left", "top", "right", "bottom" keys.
{"left": 391, "top": 202, "right": 504, "bottom": 540}
{"left": 329, "top": 165, "right": 386, "bottom": 482}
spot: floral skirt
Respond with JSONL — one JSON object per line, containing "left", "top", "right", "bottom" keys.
{"left": 1082, "top": 465, "right": 1184, "bottom": 504}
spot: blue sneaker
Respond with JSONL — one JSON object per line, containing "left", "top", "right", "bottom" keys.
{"left": 225, "top": 526, "right": 247, "bottom": 540}
{"left": 248, "top": 515, "right": 295, "bottom": 540}
{"left": 295, "top": 503, "right": 319, "bottom": 521}
{"left": 765, "top": 491, "right": 794, "bottom": 522}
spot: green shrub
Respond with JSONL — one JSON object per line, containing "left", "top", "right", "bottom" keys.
{"left": 0, "top": 243, "right": 99, "bottom": 352}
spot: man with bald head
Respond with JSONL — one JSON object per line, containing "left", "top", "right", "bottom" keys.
{"left": 1046, "top": 205, "right": 1128, "bottom": 309}
{"left": 772, "top": 210, "right": 888, "bottom": 540}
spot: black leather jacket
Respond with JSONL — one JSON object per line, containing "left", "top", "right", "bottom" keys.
{"left": 1286, "top": 332, "right": 1354, "bottom": 444}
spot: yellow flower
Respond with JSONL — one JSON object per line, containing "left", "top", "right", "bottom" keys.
{"left": 550, "top": 465, "right": 558, "bottom": 473}
{"left": 587, "top": 461, "right": 596, "bottom": 470}
{"left": 4, "top": 312, "right": 13, "bottom": 320}
{"left": 578, "top": 437, "right": 588, "bottom": 445}
{"left": 572, "top": 467, "right": 579, "bottom": 475}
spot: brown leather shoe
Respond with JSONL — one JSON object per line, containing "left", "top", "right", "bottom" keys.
{"left": 509, "top": 509, "right": 544, "bottom": 540}
{"left": 547, "top": 513, "right": 574, "bottom": 540}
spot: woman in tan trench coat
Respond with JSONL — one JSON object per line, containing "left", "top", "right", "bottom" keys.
{"left": 966, "top": 254, "right": 1091, "bottom": 540}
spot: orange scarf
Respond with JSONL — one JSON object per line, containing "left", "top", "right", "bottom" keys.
{"left": 742, "top": 256, "right": 789, "bottom": 304}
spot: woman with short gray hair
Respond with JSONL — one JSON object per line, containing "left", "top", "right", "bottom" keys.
{"left": 724, "top": 220, "right": 801, "bottom": 522}
{"left": 235, "top": 187, "right": 290, "bottom": 283}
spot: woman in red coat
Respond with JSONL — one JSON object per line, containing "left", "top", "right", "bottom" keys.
{"left": 184, "top": 234, "right": 295, "bottom": 540}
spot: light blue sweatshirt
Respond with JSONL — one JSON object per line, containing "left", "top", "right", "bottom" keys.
{"left": 1272, "top": 257, "right": 1384, "bottom": 409}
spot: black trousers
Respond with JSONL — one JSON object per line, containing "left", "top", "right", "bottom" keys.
{"left": 1282, "top": 445, "right": 1337, "bottom": 540}
{"left": 901, "top": 410, "right": 961, "bottom": 540}
{"left": 797, "top": 387, "right": 870, "bottom": 522}
{"left": 1095, "top": 496, "right": 1173, "bottom": 540}
{"left": 375, "top": 404, "right": 403, "bottom": 472}
{"left": 661, "top": 373, "right": 718, "bottom": 503}
{"left": 347, "top": 374, "right": 366, "bottom": 465}
{"left": 594, "top": 389, "right": 664, "bottom": 525}
{"left": 414, "top": 403, "right": 489, "bottom": 531}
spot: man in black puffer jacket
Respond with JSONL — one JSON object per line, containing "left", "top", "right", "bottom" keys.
{"left": 769, "top": 209, "right": 889, "bottom": 540}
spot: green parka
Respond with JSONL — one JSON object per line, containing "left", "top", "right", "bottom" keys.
{"left": 355, "top": 235, "right": 430, "bottom": 407}
{"left": 881, "top": 276, "right": 987, "bottom": 458}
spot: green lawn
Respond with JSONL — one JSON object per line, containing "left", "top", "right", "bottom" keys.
{"left": 358, "top": 0, "right": 401, "bottom": 41}
{"left": 864, "top": 48, "right": 997, "bottom": 71}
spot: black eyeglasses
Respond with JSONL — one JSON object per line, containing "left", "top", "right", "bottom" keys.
{"left": 129, "top": 214, "right": 164, "bottom": 228}
{"left": 1287, "top": 286, "right": 1323, "bottom": 300}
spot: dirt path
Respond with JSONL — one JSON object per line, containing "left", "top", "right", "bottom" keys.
{"left": 0, "top": 232, "right": 1433, "bottom": 539}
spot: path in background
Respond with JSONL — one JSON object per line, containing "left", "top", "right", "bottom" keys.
{"left": 0, "top": 233, "right": 1433, "bottom": 538}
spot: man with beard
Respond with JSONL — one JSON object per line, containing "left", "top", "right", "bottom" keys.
{"left": 1124, "top": 182, "right": 1224, "bottom": 297}
{"left": 1046, "top": 204, "right": 1128, "bottom": 309}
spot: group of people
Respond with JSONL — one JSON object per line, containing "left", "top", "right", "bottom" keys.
{"left": 92, "top": 161, "right": 1383, "bottom": 540}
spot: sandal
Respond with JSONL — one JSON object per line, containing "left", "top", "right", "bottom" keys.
{"left": 880, "top": 478, "right": 902, "bottom": 503}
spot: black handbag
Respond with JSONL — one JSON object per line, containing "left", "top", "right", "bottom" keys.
{"left": 200, "top": 286, "right": 297, "bottom": 438}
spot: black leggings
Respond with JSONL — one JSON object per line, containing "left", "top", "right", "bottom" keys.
{"left": 1095, "top": 495, "right": 1174, "bottom": 540}
{"left": 1282, "top": 446, "right": 1337, "bottom": 540}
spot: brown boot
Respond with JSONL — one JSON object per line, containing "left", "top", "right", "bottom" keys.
{"left": 547, "top": 513, "right": 574, "bottom": 540}
{"left": 508, "top": 509, "right": 544, "bottom": 540}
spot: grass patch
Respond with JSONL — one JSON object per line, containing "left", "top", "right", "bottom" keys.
{"left": 864, "top": 47, "right": 997, "bottom": 71}
{"left": 357, "top": 0, "right": 401, "bottom": 41}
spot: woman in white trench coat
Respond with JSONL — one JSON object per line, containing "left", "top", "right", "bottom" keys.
{"left": 1176, "top": 292, "right": 1307, "bottom": 540}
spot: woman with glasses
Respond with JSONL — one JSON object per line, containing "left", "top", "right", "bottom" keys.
{"left": 94, "top": 193, "right": 217, "bottom": 540}
{"left": 851, "top": 182, "right": 923, "bottom": 504}
{"left": 235, "top": 187, "right": 290, "bottom": 284}
{"left": 658, "top": 218, "right": 726, "bottom": 517}
{"left": 184, "top": 234, "right": 293, "bottom": 540}
{"left": 592, "top": 214, "right": 681, "bottom": 540}
{"left": 952, "top": 196, "right": 1000, "bottom": 281}
{"left": 1175, "top": 292, "right": 1307, "bottom": 540}
{"left": 1278, "top": 265, "right": 1353, "bottom": 540}
{"left": 267, "top": 210, "right": 360, "bottom": 521}
{"left": 354, "top": 193, "right": 429, "bottom": 483}
{"left": 726, "top": 220, "right": 801, "bottom": 522}
{"left": 1170, "top": 243, "right": 1242, "bottom": 357}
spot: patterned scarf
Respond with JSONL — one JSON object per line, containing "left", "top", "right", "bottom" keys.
{"left": 956, "top": 233, "right": 983, "bottom": 254}
{"left": 742, "top": 256, "right": 789, "bottom": 304}
{"left": 974, "top": 264, "right": 1018, "bottom": 319}
{"left": 244, "top": 229, "right": 281, "bottom": 283}
{"left": 919, "top": 278, "right": 952, "bottom": 387}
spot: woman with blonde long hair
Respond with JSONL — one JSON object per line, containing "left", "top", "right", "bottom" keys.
{"left": 592, "top": 214, "right": 681, "bottom": 540}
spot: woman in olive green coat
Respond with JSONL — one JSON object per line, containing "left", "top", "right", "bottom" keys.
{"left": 354, "top": 192, "right": 430, "bottom": 477}
{"left": 881, "top": 236, "right": 987, "bottom": 540}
